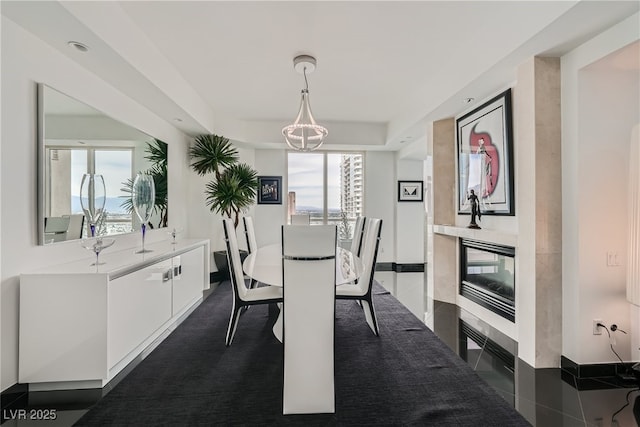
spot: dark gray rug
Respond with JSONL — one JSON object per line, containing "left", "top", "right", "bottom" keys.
{"left": 75, "top": 281, "right": 531, "bottom": 426}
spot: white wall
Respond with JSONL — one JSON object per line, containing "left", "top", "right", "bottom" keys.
{"left": 561, "top": 13, "right": 640, "bottom": 364}
{"left": 254, "top": 149, "right": 287, "bottom": 246}
{"left": 1, "top": 18, "right": 191, "bottom": 392}
{"left": 395, "top": 157, "right": 425, "bottom": 263}
{"left": 364, "top": 151, "right": 396, "bottom": 263}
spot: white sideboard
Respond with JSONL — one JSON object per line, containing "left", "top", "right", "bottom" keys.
{"left": 19, "top": 239, "right": 210, "bottom": 391}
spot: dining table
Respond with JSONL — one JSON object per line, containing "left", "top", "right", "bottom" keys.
{"left": 242, "top": 243, "right": 364, "bottom": 342}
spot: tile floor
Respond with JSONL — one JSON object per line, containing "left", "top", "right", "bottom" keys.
{"left": 377, "top": 271, "right": 640, "bottom": 427}
{"left": 2, "top": 272, "right": 639, "bottom": 426}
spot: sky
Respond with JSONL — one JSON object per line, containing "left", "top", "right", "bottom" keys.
{"left": 71, "top": 149, "right": 133, "bottom": 213}
{"left": 287, "top": 152, "right": 349, "bottom": 210}
{"left": 71, "top": 150, "right": 133, "bottom": 195}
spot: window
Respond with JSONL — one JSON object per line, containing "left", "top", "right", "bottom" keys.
{"left": 47, "top": 147, "right": 134, "bottom": 237}
{"left": 287, "top": 152, "right": 364, "bottom": 240}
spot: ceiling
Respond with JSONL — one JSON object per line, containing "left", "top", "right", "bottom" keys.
{"left": 2, "top": 1, "right": 639, "bottom": 152}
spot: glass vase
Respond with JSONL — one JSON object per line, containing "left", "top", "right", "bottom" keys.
{"left": 132, "top": 172, "right": 156, "bottom": 253}
{"left": 79, "top": 174, "right": 106, "bottom": 237}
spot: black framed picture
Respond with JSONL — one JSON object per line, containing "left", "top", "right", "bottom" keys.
{"left": 398, "top": 180, "right": 424, "bottom": 202}
{"left": 456, "top": 88, "right": 514, "bottom": 215}
{"left": 257, "top": 176, "right": 282, "bottom": 204}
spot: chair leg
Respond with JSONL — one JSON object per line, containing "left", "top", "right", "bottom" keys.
{"left": 226, "top": 304, "right": 243, "bottom": 346}
{"left": 361, "top": 298, "right": 380, "bottom": 336}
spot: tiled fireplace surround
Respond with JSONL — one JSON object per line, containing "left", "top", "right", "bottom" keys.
{"left": 426, "top": 57, "right": 634, "bottom": 388}
{"left": 426, "top": 57, "right": 563, "bottom": 371}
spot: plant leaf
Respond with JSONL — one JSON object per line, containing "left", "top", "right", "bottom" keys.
{"left": 189, "top": 134, "right": 238, "bottom": 177}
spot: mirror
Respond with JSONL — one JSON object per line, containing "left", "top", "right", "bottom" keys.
{"left": 37, "top": 83, "right": 168, "bottom": 245}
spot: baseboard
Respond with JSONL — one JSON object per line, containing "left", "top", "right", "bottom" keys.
{"left": 560, "top": 355, "right": 639, "bottom": 390}
{"left": 375, "top": 263, "right": 425, "bottom": 273}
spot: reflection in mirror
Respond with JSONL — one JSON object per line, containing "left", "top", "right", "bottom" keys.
{"left": 38, "top": 84, "right": 168, "bottom": 245}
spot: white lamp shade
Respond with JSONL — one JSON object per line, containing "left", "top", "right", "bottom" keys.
{"left": 627, "top": 124, "right": 640, "bottom": 305}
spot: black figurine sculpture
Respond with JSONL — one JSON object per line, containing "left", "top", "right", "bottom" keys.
{"left": 468, "top": 189, "right": 481, "bottom": 229}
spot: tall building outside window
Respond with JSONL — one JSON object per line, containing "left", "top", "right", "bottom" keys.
{"left": 287, "top": 152, "right": 364, "bottom": 240}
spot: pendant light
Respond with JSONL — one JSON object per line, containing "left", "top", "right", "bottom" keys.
{"left": 282, "top": 55, "right": 328, "bottom": 151}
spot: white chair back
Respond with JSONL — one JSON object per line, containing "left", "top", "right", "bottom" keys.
{"left": 44, "top": 216, "right": 70, "bottom": 242}
{"left": 242, "top": 216, "right": 258, "bottom": 254}
{"left": 356, "top": 218, "right": 383, "bottom": 294}
{"left": 290, "top": 214, "right": 310, "bottom": 225}
{"left": 64, "top": 214, "right": 85, "bottom": 240}
{"left": 222, "top": 218, "right": 248, "bottom": 301}
{"left": 350, "top": 216, "right": 366, "bottom": 257}
{"left": 281, "top": 224, "right": 337, "bottom": 414}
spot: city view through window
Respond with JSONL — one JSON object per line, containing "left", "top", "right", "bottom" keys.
{"left": 69, "top": 148, "right": 134, "bottom": 237}
{"left": 287, "top": 152, "right": 363, "bottom": 240}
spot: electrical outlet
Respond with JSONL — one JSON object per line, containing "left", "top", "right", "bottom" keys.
{"left": 593, "top": 319, "right": 603, "bottom": 335}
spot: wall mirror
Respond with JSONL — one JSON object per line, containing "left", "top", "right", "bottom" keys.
{"left": 37, "top": 83, "right": 168, "bottom": 245}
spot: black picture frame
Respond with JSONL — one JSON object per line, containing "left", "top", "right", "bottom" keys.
{"left": 456, "top": 88, "right": 514, "bottom": 215}
{"left": 257, "top": 176, "right": 282, "bottom": 205}
{"left": 398, "top": 180, "right": 424, "bottom": 202}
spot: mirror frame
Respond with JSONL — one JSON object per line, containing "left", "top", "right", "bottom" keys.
{"left": 37, "top": 83, "right": 46, "bottom": 245}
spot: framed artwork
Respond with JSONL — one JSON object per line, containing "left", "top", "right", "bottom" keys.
{"left": 456, "top": 88, "right": 514, "bottom": 215}
{"left": 257, "top": 176, "right": 282, "bottom": 205}
{"left": 398, "top": 180, "right": 424, "bottom": 202}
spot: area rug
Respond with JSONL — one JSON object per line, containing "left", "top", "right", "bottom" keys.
{"left": 75, "top": 280, "right": 530, "bottom": 426}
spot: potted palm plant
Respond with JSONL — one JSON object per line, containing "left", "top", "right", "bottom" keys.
{"left": 189, "top": 134, "right": 259, "bottom": 277}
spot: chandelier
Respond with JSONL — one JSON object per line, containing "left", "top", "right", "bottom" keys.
{"left": 282, "top": 55, "right": 328, "bottom": 151}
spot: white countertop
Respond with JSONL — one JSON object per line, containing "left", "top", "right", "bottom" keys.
{"left": 22, "top": 239, "right": 209, "bottom": 279}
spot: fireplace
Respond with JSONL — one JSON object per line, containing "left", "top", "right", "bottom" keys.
{"left": 459, "top": 239, "right": 515, "bottom": 322}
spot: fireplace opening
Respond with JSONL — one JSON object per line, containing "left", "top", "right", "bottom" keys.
{"left": 460, "top": 239, "right": 515, "bottom": 322}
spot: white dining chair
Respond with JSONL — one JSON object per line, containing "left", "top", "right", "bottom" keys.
{"left": 242, "top": 216, "right": 259, "bottom": 289}
{"left": 242, "top": 216, "right": 258, "bottom": 253}
{"left": 281, "top": 224, "right": 337, "bottom": 414}
{"left": 350, "top": 216, "right": 366, "bottom": 258}
{"left": 44, "top": 216, "right": 71, "bottom": 242}
{"left": 64, "top": 214, "right": 85, "bottom": 240}
{"left": 222, "top": 218, "right": 283, "bottom": 346}
{"left": 290, "top": 213, "right": 310, "bottom": 225}
{"left": 336, "top": 218, "right": 383, "bottom": 336}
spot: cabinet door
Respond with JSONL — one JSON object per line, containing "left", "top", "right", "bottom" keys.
{"left": 172, "top": 246, "right": 205, "bottom": 315}
{"left": 108, "top": 260, "right": 172, "bottom": 368}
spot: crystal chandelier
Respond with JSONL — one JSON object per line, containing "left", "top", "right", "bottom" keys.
{"left": 282, "top": 55, "right": 328, "bottom": 151}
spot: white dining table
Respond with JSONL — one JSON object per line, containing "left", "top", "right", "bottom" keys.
{"left": 242, "top": 243, "right": 363, "bottom": 342}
